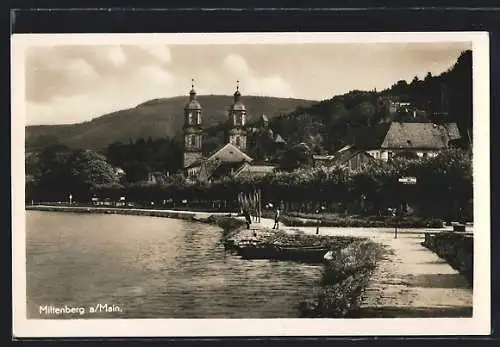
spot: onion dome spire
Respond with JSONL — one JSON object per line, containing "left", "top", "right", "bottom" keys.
{"left": 189, "top": 78, "right": 196, "bottom": 101}
{"left": 234, "top": 80, "right": 241, "bottom": 101}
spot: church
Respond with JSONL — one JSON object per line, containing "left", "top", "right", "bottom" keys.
{"left": 182, "top": 80, "right": 281, "bottom": 182}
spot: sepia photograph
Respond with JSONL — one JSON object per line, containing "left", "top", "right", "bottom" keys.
{"left": 12, "top": 32, "right": 490, "bottom": 337}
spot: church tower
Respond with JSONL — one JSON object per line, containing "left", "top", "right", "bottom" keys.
{"left": 183, "top": 79, "right": 203, "bottom": 168}
{"left": 227, "top": 80, "right": 247, "bottom": 151}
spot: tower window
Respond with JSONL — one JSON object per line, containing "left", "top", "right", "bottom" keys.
{"left": 234, "top": 113, "right": 242, "bottom": 126}
{"left": 188, "top": 112, "right": 193, "bottom": 124}
{"left": 235, "top": 136, "right": 241, "bottom": 147}
{"left": 190, "top": 135, "right": 196, "bottom": 147}
{"left": 197, "top": 112, "right": 201, "bottom": 124}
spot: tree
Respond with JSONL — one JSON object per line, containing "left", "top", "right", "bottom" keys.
{"left": 448, "top": 50, "right": 472, "bottom": 145}
{"left": 355, "top": 101, "right": 377, "bottom": 126}
{"left": 278, "top": 143, "right": 313, "bottom": 172}
{"left": 66, "top": 149, "right": 120, "bottom": 198}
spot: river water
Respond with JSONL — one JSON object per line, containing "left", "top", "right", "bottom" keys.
{"left": 26, "top": 211, "right": 323, "bottom": 319}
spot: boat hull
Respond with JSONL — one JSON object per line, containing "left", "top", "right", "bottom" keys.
{"left": 237, "top": 245, "right": 328, "bottom": 263}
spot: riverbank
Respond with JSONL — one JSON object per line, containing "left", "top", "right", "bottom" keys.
{"left": 28, "top": 204, "right": 456, "bottom": 229}
{"left": 26, "top": 204, "right": 247, "bottom": 233}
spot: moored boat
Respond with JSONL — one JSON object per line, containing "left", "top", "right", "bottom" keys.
{"left": 237, "top": 244, "right": 279, "bottom": 260}
{"left": 274, "top": 245, "right": 329, "bottom": 263}
{"left": 236, "top": 243, "right": 329, "bottom": 263}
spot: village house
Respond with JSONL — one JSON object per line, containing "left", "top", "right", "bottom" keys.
{"left": 345, "top": 122, "right": 461, "bottom": 162}
{"left": 313, "top": 145, "right": 376, "bottom": 171}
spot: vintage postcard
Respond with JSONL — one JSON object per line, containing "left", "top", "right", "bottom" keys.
{"left": 12, "top": 32, "right": 490, "bottom": 337}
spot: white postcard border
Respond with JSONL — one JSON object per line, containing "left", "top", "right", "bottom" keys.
{"left": 12, "top": 32, "right": 491, "bottom": 338}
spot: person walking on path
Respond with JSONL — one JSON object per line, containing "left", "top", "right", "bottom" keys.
{"left": 272, "top": 207, "right": 281, "bottom": 230}
{"left": 243, "top": 206, "right": 252, "bottom": 229}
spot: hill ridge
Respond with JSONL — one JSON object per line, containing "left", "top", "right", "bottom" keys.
{"left": 26, "top": 95, "right": 317, "bottom": 151}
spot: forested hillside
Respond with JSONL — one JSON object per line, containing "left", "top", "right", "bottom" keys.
{"left": 26, "top": 95, "right": 315, "bottom": 151}
{"left": 263, "top": 50, "right": 472, "bottom": 154}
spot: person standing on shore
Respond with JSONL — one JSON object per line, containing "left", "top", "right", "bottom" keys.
{"left": 272, "top": 207, "right": 280, "bottom": 230}
{"left": 243, "top": 204, "right": 252, "bottom": 229}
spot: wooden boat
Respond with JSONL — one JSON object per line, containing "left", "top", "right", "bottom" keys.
{"left": 237, "top": 244, "right": 279, "bottom": 260}
{"left": 237, "top": 243, "right": 328, "bottom": 263}
{"left": 223, "top": 238, "right": 266, "bottom": 252}
{"left": 273, "top": 245, "right": 329, "bottom": 263}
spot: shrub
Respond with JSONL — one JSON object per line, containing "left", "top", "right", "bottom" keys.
{"left": 299, "top": 240, "right": 385, "bottom": 317}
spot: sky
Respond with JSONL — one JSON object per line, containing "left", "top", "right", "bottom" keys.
{"left": 25, "top": 42, "right": 471, "bottom": 125}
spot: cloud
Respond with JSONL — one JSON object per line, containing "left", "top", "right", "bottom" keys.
{"left": 222, "top": 53, "right": 294, "bottom": 97}
{"left": 223, "top": 54, "right": 251, "bottom": 76}
{"left": 137, "top": 45, "right": 171, "bottom": 63}
{"left": 27, "top": 93, "right": 119, "bottom": 125}
{"left": 134, "top": 65, "right": 174, "bottom": 86}
{"left": 26, "top": 58, "right": 178, "bottom": 124}
{"left": 101, "top": 46, "right": 127, "bottom": 67}
{"left": 246, "top": 75, "right": 295, "bottom": 98}
{"left": 26, "top": 48, "right": 101, "bottom": 102}
{"left": 25, "top": 43, "right": 466, "bottom": 125}
{"left": 63, "top": 59, "right": 99, "bottom": 82}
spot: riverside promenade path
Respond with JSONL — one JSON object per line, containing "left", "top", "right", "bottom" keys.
{"left": 246, "top": 217, "right": 473, "bottom": 318}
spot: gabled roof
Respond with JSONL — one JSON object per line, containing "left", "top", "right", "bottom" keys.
{"left": 274, "top": 134, "right": 286, "bottom": 144}
{"left": 234, "top": 162, "right": 275, "bottom": 178}
{"left": 346, "top": 122, "right": 461, "bottom": 150}
{"left": 381, "top": 122, "right": 458, "bottom": 149}
{"left": 202, "top": 160, "right": 247, "bottom": 181}
{"left": 313, "top": 155, "right": 336, "bottom": 161}
{"left": 313, "top": 145, "right": 375, "bottom": 167}
{"left": 332, "top": 146, "right": 374, "bottom": 165}
{"left": 206, "top": 142, "right": 253, "bottom": 163}
{"left": 193, "top": 142, "right": 254, "bottom": 181}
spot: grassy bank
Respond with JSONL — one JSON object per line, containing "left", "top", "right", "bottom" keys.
{"left": 261, "top": 211, "right": 445, "bottom": 229}
{"left": 422, "top": 233, "right": 473, "bottom": 285}
{"left": 298, "top": 240, "right": 386, "bottom": 318}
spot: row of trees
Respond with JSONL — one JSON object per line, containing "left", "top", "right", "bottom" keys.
{"left": 26, "top": 145, "right": 122, "bottom": 202}
{"left": 27, "top": 148, "right": 471, "bottom": 219}
{"left": 106, "top": 137, "right": 183, "bottom": 182}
